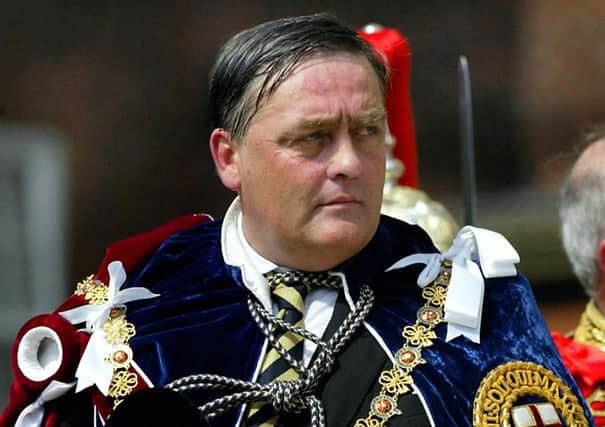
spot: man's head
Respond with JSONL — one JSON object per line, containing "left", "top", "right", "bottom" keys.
{"left": 560, "top": 125, "right": 605, "bottom": 303}
{"left": 209, "top": 14, "right": 388, "bottom": 271}
{"left": 209, "top": 14, "right": 388, "bottom": 141}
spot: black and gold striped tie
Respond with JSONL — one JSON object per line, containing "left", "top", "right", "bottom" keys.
{"left": 247, "top": 271, "right": 341, "bottom": 426}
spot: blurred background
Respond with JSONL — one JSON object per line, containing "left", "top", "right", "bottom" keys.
{"left": 1, "top": 0, "right": 604, "bottom": 408}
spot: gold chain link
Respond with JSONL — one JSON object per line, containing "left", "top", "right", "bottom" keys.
{"left": 354, "top": 260, "right": 452, "bottom": 426}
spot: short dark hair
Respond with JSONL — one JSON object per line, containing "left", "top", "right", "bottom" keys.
{"left": 209, "top": 13, "right": 388, "bottom": 141}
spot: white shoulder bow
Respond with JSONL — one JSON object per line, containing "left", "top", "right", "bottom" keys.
{"left": 386, "top": 226, "right": 520, "bottom": 343}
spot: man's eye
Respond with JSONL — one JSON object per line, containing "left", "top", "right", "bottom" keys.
{"left": 356, "top": 126, "right": 379, "bottom": 137}
{"left": 301, "top": 132, "right": 326, "bottom": 142}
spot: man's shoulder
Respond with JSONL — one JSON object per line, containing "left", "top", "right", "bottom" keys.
{"left": 377, "top": 214, "right": 440, "bottom": 253}
{"left": 54, "top": 214, "right": 221, "bottom": 314}
{"left": 0, "top": 214, "right": 219, "bottom": 426}
{"left": 97, "top": 214, "right": 215, "bottom": 277}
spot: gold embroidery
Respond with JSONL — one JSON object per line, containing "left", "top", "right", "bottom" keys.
{"left": 586, "top": 385, "right": 605, "bottom": 417}
{"left": 103, "top": 308, "right": 139, "bottom": 407}
{"left": 402, "top": 324, "right": 436, "bottom": 347}
{"left": 108, "top": 370, "right": 138, "bottom": 398}
{"left": 103, "top": 316, "right": 136, "bottom": 346}
{"left": 422, "top": 283, "right": 447, "bottom": 306}
{"left": 73, "top": 272, "right": 140, "bottom": 408}
{"left": 379, "top": 367, "right": 412, "bottom": 395}
{"left": 354, "top": 418, "right": 382, "bottom": 427}
{"left": 74, "top": 274, "right": 108, "bottom": 304}
{"left": 108, "top": 345, "right": 133, "bottom": 369}
{"left": 472, "top": 361, "right": 588, "bottom": 427}
{"left": 395, "top": 347, "right": 425, "bottom": 369}
{"left": 571, "top": 299, "right": 605, "bottom": 419}
{"left": 86, "top": 286, "right": 108, "bottom": 304}
{"left": 574, "top": 299, "right": 605, "bottom": 351}
{"left": 354, "top": 262, "right": 451, "bottom": 426}
{"left": 74, "top": 274, "right": 96, "bottom": 295}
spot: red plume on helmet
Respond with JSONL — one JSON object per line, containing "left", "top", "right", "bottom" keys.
{"left": 358, "top": 25, "right": 418, "bottom": 188}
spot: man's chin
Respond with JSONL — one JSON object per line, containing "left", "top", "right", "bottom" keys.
{"left": 286, "top": 225, "right": 376, "bottom": 271}
{"left": 312, "top": 221, "right": 375, "bottom": 252}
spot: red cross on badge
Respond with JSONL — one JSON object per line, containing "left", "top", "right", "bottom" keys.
{"left": 512, "top": 403, "right": 563, "bottom": 427}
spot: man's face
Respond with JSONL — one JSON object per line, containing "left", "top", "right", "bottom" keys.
{"left": 227, "top": 53, "right": 386, "bottom": 271}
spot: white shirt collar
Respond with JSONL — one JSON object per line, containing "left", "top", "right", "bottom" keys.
{"left": 221, "top": 196, "right": 275, "bottom": 310}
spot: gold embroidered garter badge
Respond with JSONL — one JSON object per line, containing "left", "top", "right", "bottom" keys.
{"left": 472, "top": 361, "right": 588, "bottom": 427}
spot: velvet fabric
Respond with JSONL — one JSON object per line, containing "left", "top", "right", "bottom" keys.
{"left": 0, "top": 214, "right": 211, "bottom": 427}
{"left": 10, "top": 314, "right": 81, "bottom": 393}
{"left": 105, "top": 388, "right": 207, "bottom": 427}
{"left": 1, "top": 214, "right": 594, "bottom": 426}
{"left": 115, "top": 215, "right": 591, "bottom": 426}
{"left": 1, "top": 315, "right": 91, "bottom": 427}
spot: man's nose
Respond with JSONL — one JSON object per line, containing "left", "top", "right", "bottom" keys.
{"left": 326, "top": 133, "right": 363, "bottom": 179}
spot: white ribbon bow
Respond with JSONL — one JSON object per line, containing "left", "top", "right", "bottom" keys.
{"left": 14, "top": 380, "right": 75, "bottom": 427}
{"left": 386, "top": 226, "right": 519, "bottom": 343}
{"left": 59, "top": 260, "right": 159, "bottom": 394}
{"left": 60, "top": 261, "right": 158, "bottom": 331}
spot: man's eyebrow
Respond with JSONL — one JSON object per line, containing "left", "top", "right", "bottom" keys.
{"left": 295, "top": 115, "right": 340, "bottom": 130}
{"left": 294, "top": 107, "right": 387, "bottom": 130}
{"left": 353, "top": 107, "right": 387, "bottom": 125}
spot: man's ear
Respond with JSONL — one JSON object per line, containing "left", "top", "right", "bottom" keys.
{"left": 596, "top": 238, "right": 605, "bottom": 311}
{"left": 209, "top": 128, "right": 241, "bottom": 191}
{"left": 599, "top": 238, "right": 605, "bottom": 277}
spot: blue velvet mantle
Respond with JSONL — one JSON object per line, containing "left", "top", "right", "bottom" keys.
{"left": 118, "top": 215, "right": 592, "bottom": 426}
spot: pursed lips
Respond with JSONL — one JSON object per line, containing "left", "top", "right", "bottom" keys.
{"left": 317, "top": 195, "right": 361, "bottom": 207}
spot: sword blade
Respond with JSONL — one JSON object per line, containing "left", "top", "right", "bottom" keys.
{"left": 458, "top": 55, "right": 477, "bottom": 226}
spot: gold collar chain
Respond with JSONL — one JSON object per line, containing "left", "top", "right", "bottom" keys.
{"left": 573, "top": 299, "right": 605, "bottom": 417}
{"left": 354, "top": 260, "right": 452, "bottom": 426}
{"left": 574, "top": 299, "right": 605, "bottom": 351}
{"left": 74, "top": 275, "right": 139, "bottom": 408}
